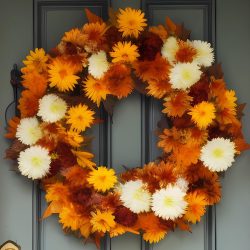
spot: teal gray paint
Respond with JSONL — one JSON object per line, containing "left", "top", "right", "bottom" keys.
{"left": 1, "top": 0, "right": 250, "bottom": 249}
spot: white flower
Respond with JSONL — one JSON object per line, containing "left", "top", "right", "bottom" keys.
{"left": 200, "top": 138, "right": 236, "bottom": 172}
{"left": 18, "top": 146, "right": 51, "bottom": 179}
{"left": 152, "top": 185, "right": 187, "bottom": 220}
{"left": 161, "top": 36, "right": 179, "bottom": 63}
{"left": 120, "top": 180, "right": 151, "bottom": 213}
{"left": 38, "top": 94, "right": 67, "bottom": 123}
{"left": 169, "top": 62, "right": 202, "bottom": 90}
{"left": 16, "top": 117, "right": 43, "bottom": 145}
{"left": 176, "top": 177, "right": 189, "bottom": 192}
{"left": 192, "top": 40, "right": 214, "bottom": 67}
{"left": 88, "top": 50, "right": 110, "bottom": 79}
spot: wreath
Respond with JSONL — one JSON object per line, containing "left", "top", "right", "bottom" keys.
{"left": 5, "top": 7, "right": 249, "bottom": 246}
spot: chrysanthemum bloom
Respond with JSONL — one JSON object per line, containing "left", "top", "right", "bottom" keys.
{"left": 192, "top": 40, "right": 214, "bottom": 67}
{"left": 66, "top": 104, "right": 94, "bottom": 132}
{"left": 83, "top": 75, "right": 110, "bottom": 107}
{"left": 120, "top": 180, "right": 151, "bottom": 213}
{"left": 21, "top": 71, "right": 48, "bottom": 92}
{"left": 200, "top": 138, "right": 236, "bottom": 172}
{"left": 189, "top": 101, "right": 216, "bottom": 129}
{"left": 88, "top": 50, "right": 110, "bottom": 79}
{"left": 23, "top": 48, "right": 48, "bottom": 73}
{"left": 110, "top": 41, "right": 139, "bottom": 63}
{"left": 82, "top": 22, "right": 107, "bottom": 52}
{"left": 104, "top": 63, "right": 134, "bottom": 98}
{"left": 16, "top": 117, "right": 43, "bottom": 145}
{"left": 48, "top": 58, "right": 80, "bottom": 92}
{"left": 62, "top": 28, "right": 86, "bottom": 47}
{"left": 117, "top": 7, "right": 147, "bottom": 38}
{"left": 38, "top": 94, "right": 67, "bottom": 123}
{"left": 87, "top": 166, "right": 117, "bottom": 192}
{"left": 90, "top": 210, "right": 116, "bottom": 233}
{"left": 161, "top": 36, "right": 179, "bottom": 63}
{"left": 18, "top": 145, "right": 51, "bottom": 179}
{"left": 175, "top": 40, "right": 197, "bottom": 63}
{"left": 169, "top": 62, "right": 202, "bottom": 90}
{"left": 151, "top": 185, "right": 187, "bottom": 220}
{"left": 163, "top": 91, "right": 193, "bottom": 117}
{"left": 146, "top": 79, "right": 172, "bottom": 99}
{"left": 184, "top": 191, "right": 207, "bottom": 223}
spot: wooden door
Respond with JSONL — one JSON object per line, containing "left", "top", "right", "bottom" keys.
{"left": 0, "top": 0, "right": 250, "bottom": 250}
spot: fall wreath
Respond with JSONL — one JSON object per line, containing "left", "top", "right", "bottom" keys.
{"left": 5, "top": 7, "right": 249, "bottom": 246}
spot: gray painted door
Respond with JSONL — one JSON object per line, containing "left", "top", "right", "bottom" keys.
{"left": 1, "top": 0, "right": 250, "bottom": 250}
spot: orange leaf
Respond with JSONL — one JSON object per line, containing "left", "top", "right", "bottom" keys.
{"left": 5, "top": 116, "right": 20, "bottom": 139}
{"left": 84, "top": 8, "right": 103, "bottom": 23}
{"left": 43, "top": 201, "right": 62, "bottom": 219}
{"left": 166, "top": 17, "right": 176, "bottom": 33}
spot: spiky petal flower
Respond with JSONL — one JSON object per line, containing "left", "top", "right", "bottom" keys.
{"left": 161, "top": 36, "right": 179, "bottom": 63}
{"left": 120, "top": 180, "right": 151, "bottom": 213}
{"left": 169, "top": 62, "right": 202, "bottom": 90}
{"left": 87, "top": 166, "right": 117, "bottom": 192}
{"left": 117, "top": 8, "right": 147, "bottom": 38}
{"left": 18, "top": 146, "right": 51, "bottom": 179}
{"left": 90, "top": 210, "right": 116, "bottom": 233}
{"left": 38, "top": 94, "right": 67, "bottom": 123}
{"left": 16, "top": 117, "right": 43, "bottom": 146}
{"left": 200, "top": 138, "right": 236, "bottom": 172}
{"left": 192, "top": 40, "right": 214, "bottom": 67}
{"left": 88, "top": 50, "right": 109, "bottom": 79}
{"left": 151, "top": 185, "right": 187, "bottom": 220}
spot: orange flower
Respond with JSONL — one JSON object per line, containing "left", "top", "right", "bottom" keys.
{"left": 62, "top": 166, "right": 90, "bottom": 186}
{"left": 21, "top": 71, "right": 48, "bottom": 92}
{"left": 5, "top": 117, "right": 20, "bottom": 139}
{"left": 184, "top": 191, "right": 207, "bottom": 223}
{"left": 104, "top": 63, "right": 134, "bottom": 98}
{"left": 175, "top": 41, "right": 197, "bottom": 63}
{"left": 163, "top": 91, "right": 193, "bottom": 117}
{"left": 146, "top": 79, "right": 172, "bottom": 99}
{"left": 149, "top": 25, "right": 168, "bottom": 40}
{"left": 133, "top": 54, "right": 170, "bottom": 82}
{"left": 62, "top": 28, "right": 86, "bottom": 47}
{"left": 45, "top": 182, "right": 70, "bottom": 203}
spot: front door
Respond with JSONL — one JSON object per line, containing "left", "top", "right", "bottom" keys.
{"left": 1, "top": 0, "right": 250, "bottom": 250}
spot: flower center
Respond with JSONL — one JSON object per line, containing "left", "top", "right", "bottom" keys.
{"left": 31, "top": 156, "right": 42, "bottom": 167}
{"left": 164, "top": 197, "right": 174, "bottom": 207}
{"left": 212, "top": 148, "right": 224, "bottom": 158}
{"left": 50, "top": 102, "right": 64, "bottom": 113}
{"left": 182, "top": 70, "right": 191, "bottom": 81}
{"left": 59, "top": 69, "right": 68, "bottom": 79}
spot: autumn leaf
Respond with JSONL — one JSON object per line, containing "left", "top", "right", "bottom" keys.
{"left": 5, "top": 139, "right": 27, "bottom": 160}
{"left": 84, "top": 8, "right": 103, "bottom": 23}
{"left": 5, "top": 116, "right": 20, "bottom": 139}
{"left": 207, "top": 63, "right": 224, "bottom": 79}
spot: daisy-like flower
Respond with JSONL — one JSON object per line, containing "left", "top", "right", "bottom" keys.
{"left": 110, "top": 41, "right": 139, "bottom": 63}
{"left": 189, "top": 101, "right": 216, "bottom": 129}
{"left": 18, "top": 145, "right": 51, "bottom": 179}
{"left": 87, "top": 166, "right": 117, "bottom": 192}
{"left": 120, "top": 180, "right": 151, "bottom": 213}
{"left": 38, "top": 94, "right": 67, "bottom": 123}
{"left": 161, "top": 36, "right": 179, "bottom": 63}
{"left": 192, "top": 40, "right": 214, "bottom": 67}
{"left": 200, "top": 138, "right": 236, "bottom": 172}
{"left": 90, "top": 210, "right": 116, "bottom": 233}
{"left": 23, "top": 48, "right": 48, "bottom": 72}
{"left": 169, "top": 62, "right": 202, "bottom": 90}
{"left": 83, "top": 75, "right": 109, "bottom": 107}
{"left": 48, "top": 58, "right": 80, "bottom": 92}
{"left": 88, "top": 50, "right": 109, "bottom": 79}
{"left": 151, "top": 185, "right": 187, "bottom": 220}
{"left": 16, "top": 117, "right": 43, "bottom": 146}
{"left": 66, "top": 104, "right": 95, "bottom": 132}
{"left": 117, "top": 7, "right": 147, "bottom": 38}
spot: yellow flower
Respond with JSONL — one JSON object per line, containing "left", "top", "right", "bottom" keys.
{"left": 117, "top": 8, "right": 147, "bottom": 38}
{"left": 90, "top": 210, "right": 116, "bottom": 233}
{"left": 59, "top": 205, "right": 81, "bottom": 231}
{"left": 87, "top": 166, "right": 117, "bottom": 192}
{"left": 143, "top": 230, "right": 166, "bottom": 244}
{"left": 189, "top": 101, "right": 216, "bottom": 129}
{"left": 48, "top": 58, "right": 80, "bottom": 92}
{"left": 65, "top": 129, "right": 84, "bottom": 148}
{"left": 83, "top": 75, "right": 109, "bottom": 107}
{"left": 110, "top": 41, "right": 139, "bottom": 63}
{"left": 66, "top": 104, "right": 95, "bottom": 132}
{"left": 23, "top": 48, "right": 48, "bottom": 73}
{"left": 72, "top": 150, "right": 96, "bottom": 169}
{"left": 62, "top": 28, "right": 86, "bottom": 47}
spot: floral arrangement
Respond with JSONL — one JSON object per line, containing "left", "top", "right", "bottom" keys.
{"left": 5, "top": 8, "right": 249, "bottom": 246}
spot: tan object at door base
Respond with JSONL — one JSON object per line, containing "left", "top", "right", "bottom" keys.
{"left": 0, "top": 241, "right": 20, "bottom": 250}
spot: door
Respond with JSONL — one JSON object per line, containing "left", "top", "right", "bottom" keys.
{"left": 0, "top": 0, "right": 250, "bottom": 250}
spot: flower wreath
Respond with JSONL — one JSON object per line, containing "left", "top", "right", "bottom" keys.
{"left": 5, "top": 7, "right": 249, "bottom": 246}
